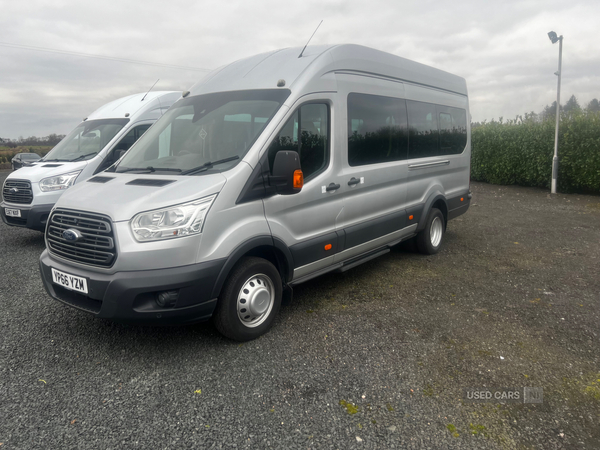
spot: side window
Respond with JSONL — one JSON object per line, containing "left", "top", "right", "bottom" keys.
{"left": 268, "top": 103, "right": 329, "bottom": 180}
{"left": 114, "top": 124, "right": 152, "bottom": 153}
{"left": 407, "top": 100, "right": 439, "bottom": 159}
{"left": 98, "top": 124, "right": 152, "bottom": 171}
{"left": 437, "top": 106, "right": 467, "bottom": 155}
{"left": 347, "top": 93, "right": 408, "bottom": 166}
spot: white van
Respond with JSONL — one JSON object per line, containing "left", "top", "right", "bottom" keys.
{"left": 39, "top": 45, "right": 471, "bottom": 341}
{"left": 1, "top": 91, "right": 181, "bottom": 231}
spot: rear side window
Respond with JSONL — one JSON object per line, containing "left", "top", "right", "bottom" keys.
{"left": 407, "top": 100, "right": 439, "bottom": 159}
{"left": 347, "top": 93, "right": 408, "bottom": 166}
{"left": 268, "top": 103, "right": 329, "bottom": 180}
{"left": 437, "top": 105, "right": 467, "bottom": 154}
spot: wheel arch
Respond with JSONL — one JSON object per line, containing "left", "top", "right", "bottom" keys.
{"left": 417, "top": 192, "right": 448, "bottom": 232}
{"left": 210, "top": 236, "right": 294, "bottom": 300}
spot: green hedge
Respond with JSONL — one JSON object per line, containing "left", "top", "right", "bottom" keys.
{"left": 471, "top": 113, "right": 600, "bottom": 194}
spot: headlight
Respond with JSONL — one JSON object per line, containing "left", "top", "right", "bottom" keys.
{"left": 130, "top": 195, "right": 216, "bottom": 242}
{"left": 39, "top": 171, "right": 82, "bottom": 192}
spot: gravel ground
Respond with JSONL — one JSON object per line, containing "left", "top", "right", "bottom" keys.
{"left": 1, "top": 170, "right": 599, "bottom": 449}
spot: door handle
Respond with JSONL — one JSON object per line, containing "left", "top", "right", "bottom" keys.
{"left": 326, "top": 182, "right": 341, "bottom": 192}
{"left": 348, "top": 177, "right": 360, "bottom": 186}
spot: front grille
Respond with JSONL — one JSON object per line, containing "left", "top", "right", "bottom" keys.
{"left": 46, "top": 209, "right": 117, "bottom": 267}
{"left": 3, "top": 179, "right": 33, "bottom": 204}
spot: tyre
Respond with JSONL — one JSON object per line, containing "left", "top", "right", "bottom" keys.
{"left": 212, "top": 256, "right": 282, "bottom": 341}
{"left": 416, "top": 208, "right": 445, "bottom": 255}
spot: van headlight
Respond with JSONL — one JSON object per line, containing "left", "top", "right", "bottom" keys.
{"left": 130, "top": 195, "right": 216, "bottom": 242}
{"left": 39, "top": 170, "right": 82, "bottom": 192}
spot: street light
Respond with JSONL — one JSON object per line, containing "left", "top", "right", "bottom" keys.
{"left": 548, "top": 31, "right": 563, "bottom": 194}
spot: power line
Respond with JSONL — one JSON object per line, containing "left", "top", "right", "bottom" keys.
{"left": 0, "top": 41, "right": 212, "bottom": 72}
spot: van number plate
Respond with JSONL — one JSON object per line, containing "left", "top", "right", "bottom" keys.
{"left": 51, "top": 268, "right": 88, "bottom": 294}
{"left": 5, "top": 208, "right": 21, "bottom": 217}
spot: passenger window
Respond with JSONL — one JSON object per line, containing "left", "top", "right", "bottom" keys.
{"left": 437, "top": 106, "right": 467, "bottom": 155}
{"left": 347, "top": 93, "right": 408, "bottom": 166}
{"left": 268, "top": 103, "right": 329, "bottom": 180}
{"left": 407, "top": 100, "right": 439, "bottom": 159}
{"left": 98, "top": 124, "right": 152, "bottom": 172}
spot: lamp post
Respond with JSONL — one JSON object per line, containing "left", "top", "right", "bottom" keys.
{"left": 548, "top": 31, "right": 563, "bottom": 194}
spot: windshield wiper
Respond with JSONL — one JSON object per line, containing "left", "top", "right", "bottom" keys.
{"left": 70, "top": 152, "right": 97, "bottom": 162}
{"left": 116, "top": 166, "right": 183, "bottom": 174}
{"left": 181, "top": 156, "right": 240, "bottom": 175}
{"left": 40, "top": 158, "right": 71, "bottom": 162}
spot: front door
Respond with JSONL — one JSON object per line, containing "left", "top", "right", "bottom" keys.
{"left": 263, "top": 95, "right": 343, "bottom": 281}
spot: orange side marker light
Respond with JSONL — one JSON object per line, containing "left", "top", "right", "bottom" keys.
{"left": 409, "top": 215, "right": 414, "bottom": 220}
{"left": 293, "top": 170, "right": 304, "bottom": 189}
{"left": 324, "top": 244, "right": 332, "bottom": 251}
{"left": 460, "top": 197, "right": 464, "bottom": 202}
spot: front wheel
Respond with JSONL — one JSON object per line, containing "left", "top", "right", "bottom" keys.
{"left": 416, "top": 208, "right": 445, "bottom": 255}
{"left": 212, "top": 257, "right": 282, "bottom": 341}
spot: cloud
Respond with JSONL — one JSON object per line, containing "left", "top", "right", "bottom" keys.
{"left": 1, "top": 0, "right": 599, "bottom": 138}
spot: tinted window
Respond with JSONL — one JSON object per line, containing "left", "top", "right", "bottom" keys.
{"left": 407, "top": 100, "right": 439, "bottom": 159}
{"left": 268, "top": 103, "right": 329, "bottom": 180}
{"left": 437, "top": 105, "right": 467, "bottom": 154}
{"left": 347, "top": 93, "right": 408, "bottom": 166}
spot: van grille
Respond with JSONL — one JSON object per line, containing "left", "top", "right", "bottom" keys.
{"left": 3, "top": 179, "right": 33, "bottom": 204}
{"left": 46, "top": 209, "right": 117, "bottom": 267}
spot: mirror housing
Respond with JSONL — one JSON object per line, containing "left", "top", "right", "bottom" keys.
{"left": 270, "top": 151, "right": 303, "bottom": 195}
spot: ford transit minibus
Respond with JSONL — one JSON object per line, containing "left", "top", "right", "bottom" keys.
{"left": 2, "top": 91, "right": 181, "bottom": 231}
{"left": 39, "top": 45, "right": 471, "bottom": 341}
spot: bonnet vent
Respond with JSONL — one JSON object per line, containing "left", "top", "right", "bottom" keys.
{"left": 88, "top": 176, "right": 115, "bottom": 184}
{"left": 43, "top": 164, "right": 63, "bottom": 168}
{"left": 126, "top": 179, "right": 176, "bottom": 187}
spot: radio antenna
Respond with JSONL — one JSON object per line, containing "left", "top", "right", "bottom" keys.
{"left": 298, "top": 20, "right": 323, "bottom": 58}
{"left": 141, "top": 78, "right": 159, "bottom": 101}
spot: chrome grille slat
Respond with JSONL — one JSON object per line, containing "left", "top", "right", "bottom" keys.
{"left": 46, "top": 209, "right": 117, "bottom": 267}
{"left": 3, "top": 179, "right": 33, "bottom": 204}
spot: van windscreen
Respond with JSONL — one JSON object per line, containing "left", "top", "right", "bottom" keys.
{"left": 42, "top": 119, "right": 129, "bottom": 162}
{"left": 115, "top": 89, "right": 291, "bottom": 174}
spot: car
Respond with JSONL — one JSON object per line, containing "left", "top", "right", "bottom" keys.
{"left": 11, "top": 153, "right": 41, "bottom": 170}
{"left": 39, "top": 44, "right": 471, "bottom": 341}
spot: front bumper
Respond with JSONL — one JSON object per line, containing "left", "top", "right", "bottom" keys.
{"left": 39, "top": 250, "right": 226, "bottom": 324}
{"left": 1, "top": 202, "right": 54, "bottom": 232}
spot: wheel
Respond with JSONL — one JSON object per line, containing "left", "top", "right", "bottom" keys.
{"left": 416, "top": 208, "right": 445, "bottom": 255}
{"left": 212, "top": 256, "right": 282, "bottom": 341}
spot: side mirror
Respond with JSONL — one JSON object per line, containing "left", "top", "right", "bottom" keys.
{"left": 270, "top": 151, "right": 303, "bottom": 195}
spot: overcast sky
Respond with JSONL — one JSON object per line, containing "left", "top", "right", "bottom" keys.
{"left": 1, "top": 0, "right": 598, "bottom": 139}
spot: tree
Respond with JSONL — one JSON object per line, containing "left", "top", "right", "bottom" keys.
{"left": 563, "top": 95, "right": 582, "bottom": 118}
{"left": 587, "top": 98, "right": 600, "bottom": 114}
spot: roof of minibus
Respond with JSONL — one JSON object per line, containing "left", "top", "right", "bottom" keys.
{"left": 188, "top": 44, "right": 467, "bottom": 98}
{"left": 86, "top": 91, "right": 182, "bottom": 121}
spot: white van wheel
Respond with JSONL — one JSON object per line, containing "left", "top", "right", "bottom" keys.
{"left": 213, "top": 257, "right": 282, "bottom": 341}
{"left": 416, "top": 208, "right": 445, "bottom": 255}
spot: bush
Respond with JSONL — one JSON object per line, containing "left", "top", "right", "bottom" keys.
{"left": 471, "top": 113, "right": 600, "bottom": 194}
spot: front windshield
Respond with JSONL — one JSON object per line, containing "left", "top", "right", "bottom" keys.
{"left": 21, "top": 154, "right": 40, "bottom": 160}
{"left": 115, "top": 89, "right": 290, "bottom": 174}
{"left": 43, "top": 118, "right": 129, "bottom": 162}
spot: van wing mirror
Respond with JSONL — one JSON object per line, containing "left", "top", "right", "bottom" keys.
{"left": 115, "top": 149, "right": 127, "bottom": 161}
{"left": 270, "top": 151, "right": 303, "bottom": 195}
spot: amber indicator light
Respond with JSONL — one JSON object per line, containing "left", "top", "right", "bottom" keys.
{"left": 460, "top": 197, "right": 464, "bottom": 202}
{"left": 324, "top": 244, "right": 332, "bottom": 251}
{"left": 409, "top": 215, "right": 414, "bottom": 220}
{"left": 293, "top": 170, "right": 304, "bottom": 189}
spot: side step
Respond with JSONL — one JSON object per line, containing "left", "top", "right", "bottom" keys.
{"left": 334, "top": 248, "right": 390, "bottom": 273}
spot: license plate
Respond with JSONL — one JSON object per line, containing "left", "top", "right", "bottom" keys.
{"left": 51, "top": 268, "right": 88, "bottom": 294}
{"left": 5, "top": 208, "right": 21, "bottom": 217}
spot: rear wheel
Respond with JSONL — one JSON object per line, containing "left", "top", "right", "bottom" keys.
{"left": 213, "top": 257, "right": 282, "bottom": 341}
{"left": 416, "top": 208, "right": 445, "bottom": 255}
